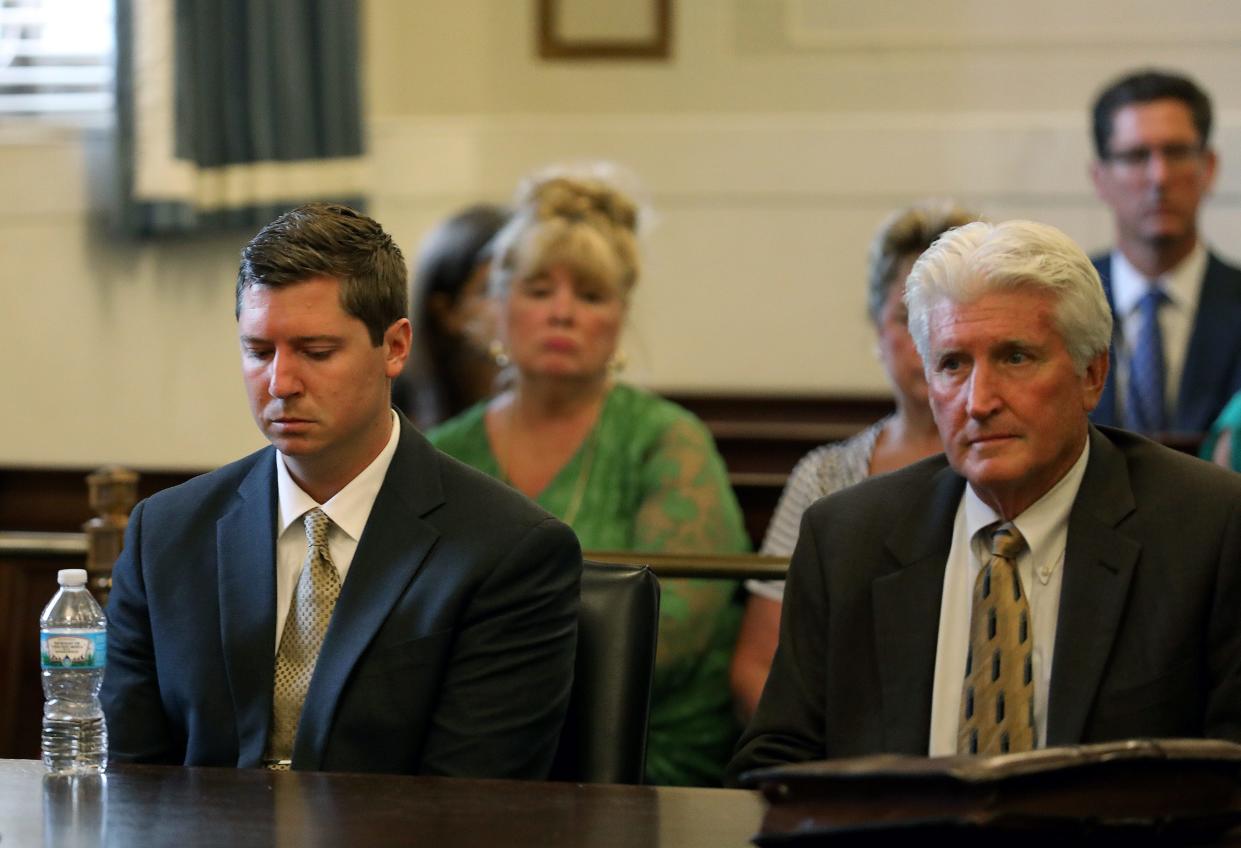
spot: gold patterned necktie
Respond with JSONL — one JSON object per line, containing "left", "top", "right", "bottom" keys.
{"left": 958, "top": 522, "right": 1034, "bottom": 755}
{"left": 266, "top": 508, "right": 341, "bottom": 767}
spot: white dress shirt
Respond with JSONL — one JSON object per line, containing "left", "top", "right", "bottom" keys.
{"left": 272, "top": 409, "right": 401, "bottom": 647}
{"left": 1109, "top": 243, "right": 1207, "bottom": 426}
{"left": 927, "top": 439, "right": 1090, "bottom": 755}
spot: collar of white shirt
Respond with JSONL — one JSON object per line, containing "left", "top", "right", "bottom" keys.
{"left": 962, "top": 436, "right": 1091, "bottom": 576}
{"left": 1111, "top": 241, "right": 1206, "bottom": 320}
{"left": 275, "top": 408, "right": 402, "bottom": 568}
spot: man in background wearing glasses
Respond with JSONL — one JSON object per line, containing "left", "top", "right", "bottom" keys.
{"left": 1088, "top": 69, "right": 1241, "bottom": 435}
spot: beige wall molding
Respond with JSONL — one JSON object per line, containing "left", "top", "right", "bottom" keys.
{"left": 783, "top": 0, "right": 1241, "bottom": 50}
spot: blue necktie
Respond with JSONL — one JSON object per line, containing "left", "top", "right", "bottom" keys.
{"left": 1127, "top": 287, "right": 1167, "bottom": 432}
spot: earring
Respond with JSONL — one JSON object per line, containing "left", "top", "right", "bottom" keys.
{"left": 488, "top": 339, "right": 511, "bottom": 368}
{"left": 608, "top": 350, "right": 628, "bottom": 376}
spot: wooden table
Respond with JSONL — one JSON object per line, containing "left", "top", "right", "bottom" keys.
{"left": 0, "top": 759, "right": 765, "bottom": 847}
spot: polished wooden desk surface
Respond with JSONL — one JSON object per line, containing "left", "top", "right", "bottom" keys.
{"left": 1, "top": 759, "right": 764, "bottom": 847}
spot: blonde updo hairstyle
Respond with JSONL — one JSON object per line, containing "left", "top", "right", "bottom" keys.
{"left": 489, "top": 174, "right": 641, "bottom": 302}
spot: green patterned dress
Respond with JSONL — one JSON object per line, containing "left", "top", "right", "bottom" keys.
{"left": 428, "top": 383, "right": 750, "bottom": 786}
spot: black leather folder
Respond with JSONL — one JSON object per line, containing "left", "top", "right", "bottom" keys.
{"left": 740, "top": 739, "right": 1241, "bottom": 846}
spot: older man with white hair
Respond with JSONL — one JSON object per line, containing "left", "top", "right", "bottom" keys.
{"left": 727, "top": 219, "right": 1241, "bottom": 782}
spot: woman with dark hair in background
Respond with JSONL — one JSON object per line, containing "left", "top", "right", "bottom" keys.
{"left": 393, "top": 204, "right": 510, "bottom": 430}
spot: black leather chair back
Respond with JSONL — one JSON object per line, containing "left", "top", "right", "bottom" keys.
{"left": 549, "top": 560, "right": 660, "bottom": 784}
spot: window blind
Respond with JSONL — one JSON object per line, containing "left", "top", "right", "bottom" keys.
{"left": 0, "top": 0, "right": 112, "bottom": 116}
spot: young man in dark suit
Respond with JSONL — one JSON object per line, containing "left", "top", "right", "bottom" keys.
{"left": 102, "top": 203, "right": 581, "bottom": 776}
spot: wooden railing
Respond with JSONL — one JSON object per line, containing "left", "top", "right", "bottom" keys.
{"left": 0, "top": 531, "right": 87, "bottom": 556}
{"left": 586, "top": 551, "right": 787, "bottom": 581}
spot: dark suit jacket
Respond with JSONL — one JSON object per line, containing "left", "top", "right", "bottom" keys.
{"left": 727, "top": 426, "right": 1241, "bottom": 784}
{"left": 1090, "top": 251, "right": 1241, "bottom": 433}
{"left": 101, "top": 414, "right": 582, "bottom": 778}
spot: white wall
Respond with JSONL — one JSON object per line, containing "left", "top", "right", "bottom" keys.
{"left": 3, "top": 0, "right": 1240, "bottom": 469}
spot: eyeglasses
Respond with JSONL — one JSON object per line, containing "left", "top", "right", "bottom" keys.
{"left": 1104, "top": 143, "right": 1205, "bottom": 173}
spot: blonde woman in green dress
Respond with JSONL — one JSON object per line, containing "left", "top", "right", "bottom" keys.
{"left": 429, "top": 170, "right": 750, "bottom": 786}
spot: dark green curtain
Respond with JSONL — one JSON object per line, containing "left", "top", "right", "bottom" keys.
{"left": 115, "top": 0, "right": 366, "bottom": 236}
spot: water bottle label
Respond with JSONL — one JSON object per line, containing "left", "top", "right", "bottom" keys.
{"left": 40, "top": 631, "right": 106, "bottom": 670}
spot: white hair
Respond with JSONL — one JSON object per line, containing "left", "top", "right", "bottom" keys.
{"left": 904, "top": 219, "right": 1113, "bottom": 373}
{"left": 866, "top": 199, "right": 981, "bottom": 322}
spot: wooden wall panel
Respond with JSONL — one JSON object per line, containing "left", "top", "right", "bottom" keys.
{"left": 0, "top": 469, "right": 196, "bottom": 534}
{"left": 0, "top": 550, "right": 82, "bottom": 759}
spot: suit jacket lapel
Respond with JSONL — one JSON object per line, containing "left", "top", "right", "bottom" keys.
{"left": 1046, "top": 426, "right": 1139, "bottom": 745}
{"left": 1176, "top": 253, "right": 1241, "bottom": 432}
{"left": 216, "top": 450, "right": 279, "bottom": 768}
{"left": 1092, "top": 254, "right": 1122, "bottom": 427}
{"left": 873, "top": 461, "right": 964, "bottom": 754}
{"left": 294, "top": 416, "right": 445, "bottom": 770}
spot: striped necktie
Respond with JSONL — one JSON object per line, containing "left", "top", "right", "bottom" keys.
{"left": 1127, "top": 286, "right": 1168, "bottom": 432}
{"left": 958, "top": 522, "right": 1034, "bottom": 755}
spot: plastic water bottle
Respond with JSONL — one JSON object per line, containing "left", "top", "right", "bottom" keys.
{"left": 39, "top": 568, "right": 108, "bottom": 775}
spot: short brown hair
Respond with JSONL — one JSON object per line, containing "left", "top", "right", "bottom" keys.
{"left": 236, "top": 202, "right": 407, "bottom": 345}
{"left": 1092, "top": 69, "right": 1212, "bottom": 159}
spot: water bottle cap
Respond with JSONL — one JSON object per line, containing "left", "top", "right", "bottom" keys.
{"left": 57, "top": 569, "right": 88, "bottom": 587}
